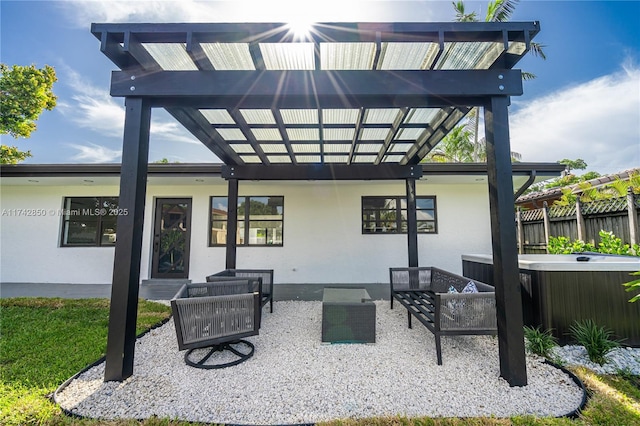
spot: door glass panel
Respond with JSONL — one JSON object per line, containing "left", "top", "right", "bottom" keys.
{"left": 157, "top": 202, "right": 188, "bottom": 274}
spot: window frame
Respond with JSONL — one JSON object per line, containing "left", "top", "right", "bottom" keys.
{"left": 361, "top": 195, "right": 437, "bottom": 235}
{"left": 60, "top": 196, "right": 119, "bottom": 247}
{"left": 209, "top": 195, "right": 284, "bottom": 247}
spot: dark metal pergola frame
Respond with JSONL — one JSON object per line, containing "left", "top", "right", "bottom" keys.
{"left": 93, "top": 21, "right": 541, "bottom": 387}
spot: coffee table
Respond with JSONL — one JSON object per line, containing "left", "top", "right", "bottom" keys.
{"left": 321, "top": 287, "right": 376, "bottom": 343}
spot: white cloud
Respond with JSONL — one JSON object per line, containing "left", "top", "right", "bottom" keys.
{"left": 57, "top": 67, "right": 126, "bottom": 136}
{"left": 510, "top": 64, "right": 640, "bottom": 175}
{"left": 69, "top": 142, "right": 122, "bottom": 163}
{"left": 59, "top": 0, "right": 448, "bottom": 26}
{"left": 58, "top": 67, "right": 201, "bottom": 145}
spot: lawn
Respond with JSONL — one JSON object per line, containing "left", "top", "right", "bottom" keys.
{"left": 1, "top": 298, "right": 638, "bottom": 425}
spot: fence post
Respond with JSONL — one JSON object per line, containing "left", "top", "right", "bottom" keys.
{"left": 629, "top": 188, "right": 638, "bottom": 246}
{"left": 543, "top": 201, "right": 551, "bottom": 253}
{"left": 576, "top": 199, "right": 586, "bottom": 241}
{"left": 516, "top": 208, "right": 524, "bottom": 254}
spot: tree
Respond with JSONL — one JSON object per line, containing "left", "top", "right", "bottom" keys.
{"left": 426, "top": 125, "right": 474, "bottom": 163}
{"left": 448, "top": 0, "right": 546, "bottom": 160}
{"left": 0, "top": 63, "right": 57, "bottom": 164}
{"left": 559, "top": 158, "right": 587, "bottom": 173}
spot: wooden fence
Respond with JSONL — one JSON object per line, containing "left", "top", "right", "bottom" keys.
{"left": 517, "top": 190, "right": 640, "bottom": 253}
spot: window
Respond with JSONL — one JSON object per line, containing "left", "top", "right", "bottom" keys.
{"left": 210, "top": 196, "right": 284, "bottom": 246}
{"left": 362, "top": 196, "right": 437, "bottom": 234}
{"left": 61, "top": 197, "right": 119, "bottom": 246}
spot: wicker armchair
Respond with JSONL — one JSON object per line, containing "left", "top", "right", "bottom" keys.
{"left": 207, "top": 269, "right": 274, "bottom": 313}
{"left": 171, "top": 280, "right": 261, "bottom": 369}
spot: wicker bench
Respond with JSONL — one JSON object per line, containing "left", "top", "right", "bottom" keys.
{"left": 390, "top": 267, "right": 497, "bottom": 365}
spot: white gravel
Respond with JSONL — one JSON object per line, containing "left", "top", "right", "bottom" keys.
{"left": 551, "top": 345, "right": 640, "bottom": 375}
{"left": 56, "top": 301, "right": 586, "bottom": 425}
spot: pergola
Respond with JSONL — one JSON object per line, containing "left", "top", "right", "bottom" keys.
{"left": 92, "top": 21, "right": 541, "bottom": 387}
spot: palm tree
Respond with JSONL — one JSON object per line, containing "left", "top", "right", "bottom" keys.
{"left": 426, "top": 125, "right": 474, "bottom": 163}
{"left": 450, "top": 0, "right": 546, "bottom": 160}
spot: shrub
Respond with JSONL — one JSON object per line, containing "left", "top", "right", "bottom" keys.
{"left": 523, "top": 325, "right": 558, "bottom": 358}
{"left": 548, "top": 235, "right": 595, "bottom": 254}
{"left": 569, "top": 319, "right": 621, "bottom": 366}
{"left": 623, "top": 271, "right": 640, "bottom": 303}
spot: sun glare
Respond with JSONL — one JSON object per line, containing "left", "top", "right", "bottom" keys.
{"left": 287, "top": 19, "right": 314, "bottom": 40}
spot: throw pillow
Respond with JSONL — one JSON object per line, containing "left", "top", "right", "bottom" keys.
{"left": 462, "top": 281, "right": 478, "bottom": 294}
{"left": 447, "top": 285, "right": 459, "bottom": 312}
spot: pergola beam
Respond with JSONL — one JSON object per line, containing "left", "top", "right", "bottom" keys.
{"left": 221, "top": 164, "right": 422, "bottom": 180}
{"left": 112, "top": 70, "right": 523, "bottom": 104}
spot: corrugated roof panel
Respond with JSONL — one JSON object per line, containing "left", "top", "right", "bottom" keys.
{"left": 356, "top": 143, "right": 383, "bottom": 153}
{"left": 324, "top": 155, "right": 349, "bottom": 163}
{"left": 382, "top": 154, "right": 405, "bottom": 163}
{"left": 291, "top": 143, "right": 320, "bottom": 153}
{"left": 240, "top": 155, "right": 262, "bottom": 163}
{"left": 364, "top": 108, "right": 401, "bottom": 124}
{"left": 404, "top": 108, "right": 441, "bottom": 124}
{"left": 259, "top": 144, "right": 288, "bottom": 153}
{"left": 201, "top": 43, "right": 255, "bottom": 70}
{"left": 200, "top": 109, "right": 235, "bottom": 124}
{"left": 359, "top": 128, "right": 390, "bottom": 141}
{"left": 324, "top": 144, "right": 352, "bottom": 153}
{"left": 378, "top": 42, "right": 439, "bottom": 70}
{"left": 281, "top": 109, "right": 318, "bottom": 124}
{"left": 320, "top": 43, "right": 375, "bottom": 70}
{"left": 436, "top": 41, "right": 504, "bottom": 70}
{"left": 296, "top": 155, "right": 321, "bottom": 163}
{"left": 142, "top": 43, "right": 197, "bottom": 70}
{"left": 396, "top": 128, "right": 426, "bottom": 141}
{"left": 216, "top": 128, "right": 246, "bottom": 140}
{"left": 322, "top": 109, "right": 359, "bottom": 124}
{"left": 240, "top": 109, "right": 276, "bottom": 125}
{"left": 261, "top": 43, "right": 315, "bottom": 70}
{"left": 323, "top": 128, "right": 355, "bottom": 141}
{"left": 267, "top": 155, "right": 292, "bottom": 163}
{"left": 287, "top": 128, "right": 320, "bottom": 141}
{"left": 352, "top": 155, "right": 378, "bottom": 163}
{"left": 229, "top": 144, "right": 255, "bottom": 153}
{"left": 251, "top": 129, "right": 283, "bottom": 141}
{"left": 389, "top": 143, "right": 415, "bottom": 153}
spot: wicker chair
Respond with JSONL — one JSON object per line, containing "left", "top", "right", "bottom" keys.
{"left": 171, "top": 280, "right": 261, "bottom": 369}
{"left": 207, "top": 269, "right": 274, "bottom": 313}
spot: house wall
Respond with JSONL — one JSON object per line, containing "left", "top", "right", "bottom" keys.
{"left": 0, "top": 178, "right": 492, "bottom": 285}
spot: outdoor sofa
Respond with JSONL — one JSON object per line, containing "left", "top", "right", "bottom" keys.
{"left": 390, "top": 266, "right": 497, "bottom": 364}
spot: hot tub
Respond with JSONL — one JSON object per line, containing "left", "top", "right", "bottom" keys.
{"left": 462, "top": 254, "right": 640, "bottom": 346}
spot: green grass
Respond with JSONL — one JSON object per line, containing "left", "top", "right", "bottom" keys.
{"left": 1, "top": 298, "right": 639, "bottom": 426}
{"left": 0, "top": 298, "right": 173, "bottom": 425}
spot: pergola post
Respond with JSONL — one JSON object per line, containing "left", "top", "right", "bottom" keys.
{"left": 225, "top": 178, "right": 239, "bottom": 269}
{"left": 406, "top": 178, "right": 419, "bottom": 267}
{"left": 484, "top": 95, "right": 527, "bottom": 387}
{"left": 104, "top": 97, "right": 151, "bottom": 382}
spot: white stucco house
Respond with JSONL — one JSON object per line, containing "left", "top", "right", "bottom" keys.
{"left": 0, "top": 162, "right": 562, "bottom": 286}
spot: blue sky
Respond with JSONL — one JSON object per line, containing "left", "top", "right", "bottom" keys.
{"left": 1, "top": 0, "right": 639, "bottom": 175}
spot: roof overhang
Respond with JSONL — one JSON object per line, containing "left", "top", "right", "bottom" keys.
{"left": 0, "top": 162, "right": 564, "bottom": 188}
{"left": 91, "top": 21, "right": 539, "bottom": 167}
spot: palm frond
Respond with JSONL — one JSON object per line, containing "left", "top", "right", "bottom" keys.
{"left": 522, "top": 71, "right": 537, "bottom": 81}
{"left": 452, "top": 0, "right": 478, "bottom": 22}
{"left": 529, "top": 42, "right": 547, "bottom": 60}
{"left": 486, "top": 0, "right": 520, "bottom": 22}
